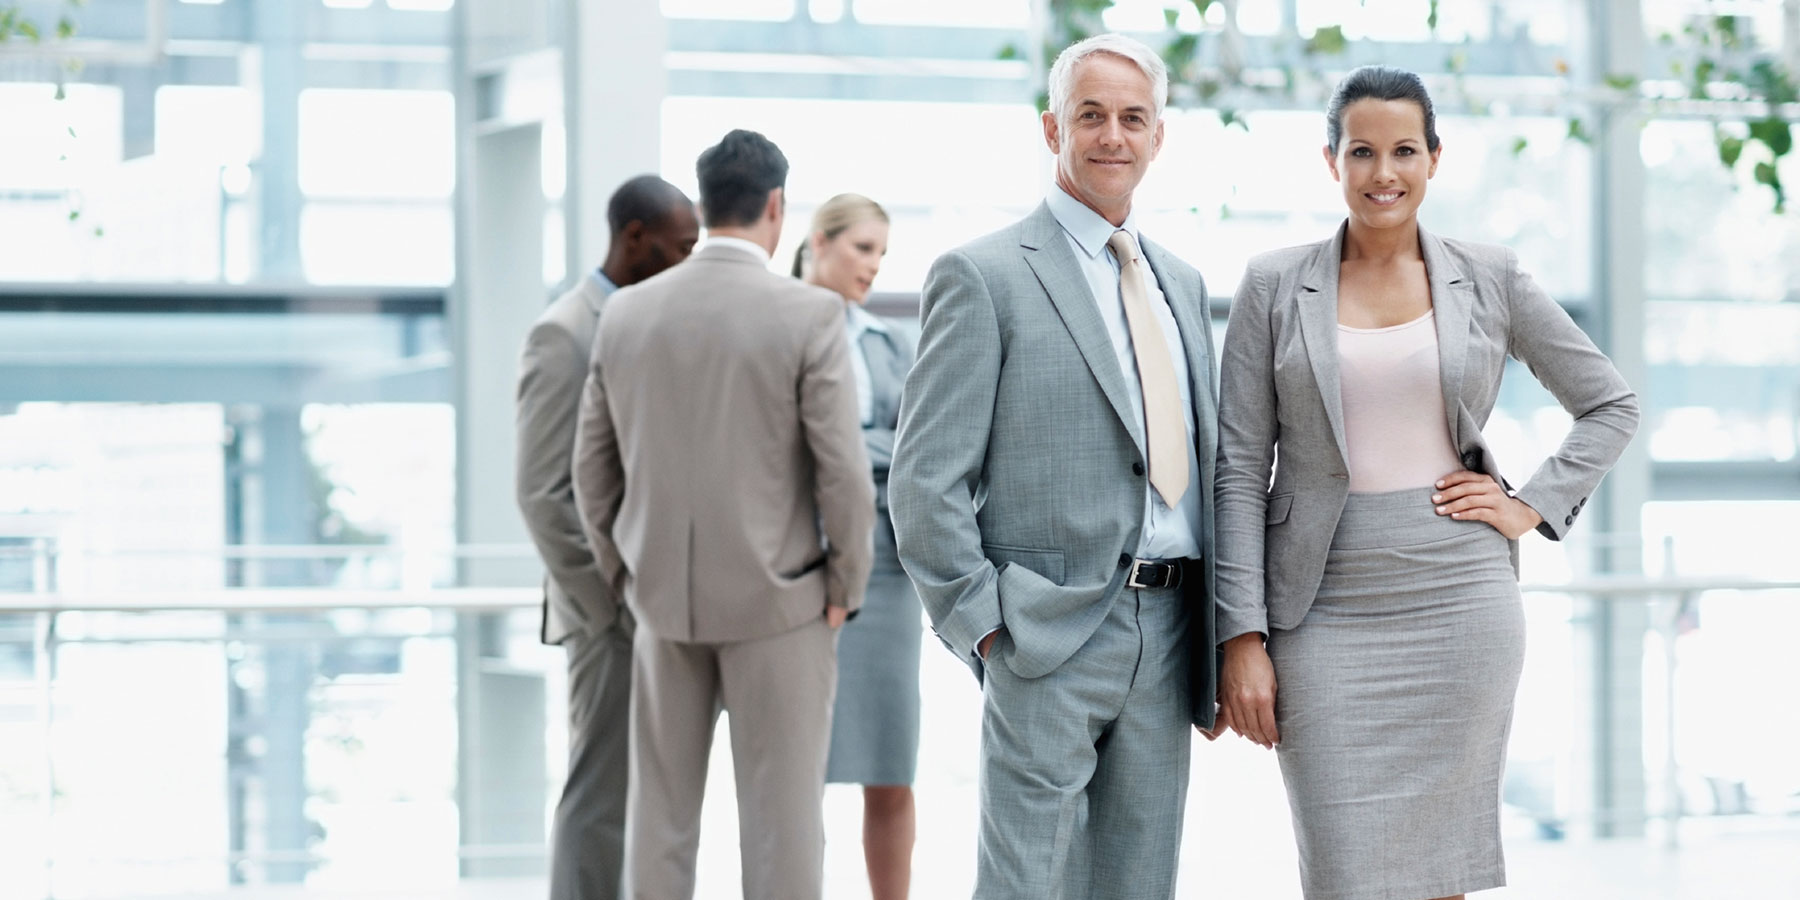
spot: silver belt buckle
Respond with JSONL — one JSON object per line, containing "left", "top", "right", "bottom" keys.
{"left": 1126, "top": 559, "right": 1155, "bottom": 589}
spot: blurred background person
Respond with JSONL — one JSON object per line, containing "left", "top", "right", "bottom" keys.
{"left": 793, "top": 193, "right": 920, "bottom": 900}
{"left": 515, "top": 174, "right": 697, "bottom": 900}
{"left": 573, "top": 129, "right": 874, "bottom": 900}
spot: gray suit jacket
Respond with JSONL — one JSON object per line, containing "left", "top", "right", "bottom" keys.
{"left": 889, "top": 203, "right": 1220, "bottom": 729}
{"left": 1214, "top": 222, "right": 1641, "bottom": 644}
{"left": 572, "top": 244, "right": 876, "bottom": 644}
{"left": 516, "top": 276, "right": 617, "bottom": 645}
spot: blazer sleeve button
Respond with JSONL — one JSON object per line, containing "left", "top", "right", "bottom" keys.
{"left": 1564, "top": 515, "right": 1574, "bottom": 526}
{"left": 1131, "top": 462, "right": 1145, "bottom": 476}
{"left": 1571, "top": 505, "right": 1580, "bottom": 516}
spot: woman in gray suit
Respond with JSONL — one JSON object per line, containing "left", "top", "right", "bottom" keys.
{"left": 792, "top": 193, "right": 920, "bottom": 900}
{"left": 1214, "top": 66, "right": 1639, "bottom": 900}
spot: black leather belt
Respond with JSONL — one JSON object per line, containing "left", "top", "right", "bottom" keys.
{"left": 1125, "top": 556, "right": 1197, "bottom": 590}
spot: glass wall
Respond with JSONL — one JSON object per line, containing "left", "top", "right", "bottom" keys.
{"left": 0, "top": 0, "right": 1795, "bottom": 894}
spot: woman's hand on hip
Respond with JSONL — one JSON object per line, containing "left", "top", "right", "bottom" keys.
{"left": 1219, "top": 632, "right": 1279, "bottom": 749}
{"left": 1432, "top": 470, "right": 1544, "bottom": 540}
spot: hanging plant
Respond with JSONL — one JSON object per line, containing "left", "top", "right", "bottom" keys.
{"left": 1, "top": 0, "right": 99, "bottom": 233}
{"left": 1003, "top": 1, "right": 1799, "bottom": 213}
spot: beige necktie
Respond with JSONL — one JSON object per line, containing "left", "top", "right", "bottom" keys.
{"left": 1107, "top": 229, "right": 1189, "bottom": 507}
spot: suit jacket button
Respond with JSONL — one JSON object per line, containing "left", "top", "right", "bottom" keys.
{"left": 1579, "top": 497, "right": 1587, "bottom": 508}
{"left": 1571, "top": 505, "right": 1580, "bottom": 516}
{"left": 1565, "top": 515, "right": 1574, "bottom": 526}
{"left": 1119, "top": 553, "right": 1131, "bottom": 568}
{"left": 1132, "top": 462, "right": 1145, "bottom": 476}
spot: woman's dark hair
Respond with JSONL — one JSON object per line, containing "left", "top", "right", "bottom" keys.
{"left": 1325, "top": 65, "right": 1440, "bottom": 155}
{"left": 696, "top": 129, "right": 789, "bottom": 228}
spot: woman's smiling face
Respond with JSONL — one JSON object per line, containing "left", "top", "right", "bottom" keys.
{"left": 1325, "top": 98, "right": 1441, "bottom": 231}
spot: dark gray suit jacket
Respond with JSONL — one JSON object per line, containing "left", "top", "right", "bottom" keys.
{"left": 890, "top": 203, "right": 1221, "bottom": 730}
{"left": 1214, "top": 222, "right": 1640, "bottom": 644}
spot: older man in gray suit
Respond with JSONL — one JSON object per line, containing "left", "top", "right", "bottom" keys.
{"left": 889, "top": 34, "right": 1221, "bottom": 900}
{"left": 573, "top": 129, "right": 874, "bottom": 900}
{"left": 515, "top": 174, "right": 696, "bottom": 900}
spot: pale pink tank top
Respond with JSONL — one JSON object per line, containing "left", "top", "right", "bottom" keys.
{"left": 1336, "top": 309, "right": 1463, "bottom": 493}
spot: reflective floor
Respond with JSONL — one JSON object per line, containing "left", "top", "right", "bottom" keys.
{"left": 170, "top": 828, "right": 1800, "bottom": 899}
{"left": 17, "top": 614, "right": 1798, "bottom": 899}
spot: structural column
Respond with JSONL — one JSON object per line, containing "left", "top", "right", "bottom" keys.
{"left": 452, "top": 0, "right": 554, "bottom": 877}
{"left": 252, "top": 0, "right": 305, "bottom": 282}
{"left": 1576, "top": 0, "right": 1652, "bottom": 840}
{"left": 564, "top": 0, "right": 666, "bottom": 275}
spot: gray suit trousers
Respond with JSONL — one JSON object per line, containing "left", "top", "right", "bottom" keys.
{"left": 624, "top": 616, "right": 838, "bottom": 900}
{"left": 977, "top": 584, "right": 1193, "bottom": 900}
{"left": 549, "top": 619, "right": 633, "bottom": 900}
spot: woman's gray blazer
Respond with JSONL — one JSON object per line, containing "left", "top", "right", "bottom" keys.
{"left": 1213, "top": 222, "right": 1640, "bottom": 644}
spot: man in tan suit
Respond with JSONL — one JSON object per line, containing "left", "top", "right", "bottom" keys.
{"left": 516, "top": 174, "right": 696, "bottom": 900}
{"left": 572, "top": 129, "right": 874, "bottom": 900}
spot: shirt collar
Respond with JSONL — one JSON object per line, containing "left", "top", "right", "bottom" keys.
{"left": 701, "top": 235, "right": 772, "bottom": 265}
{"left": 844, "top": 303, "right": 889, "bottom": 336}
{"left": 1045, "top": 182, "right": 1142, "bottom": 262}
{"left": 590, "top": 267, "right": 619, "bottom": 296}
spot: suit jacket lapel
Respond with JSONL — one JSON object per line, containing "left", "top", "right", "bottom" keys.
{"left": 1420, "top": 225, "right": 1473, "bottom": 449}
{"left": 1020, "top": 203, "right": 1145, "bottom": 454}
{"left": 1298, "top": 224, "right": 1351, "bottom": 467}
{"left": 1142, "top": 239, "right": 1217, "bottom": 471}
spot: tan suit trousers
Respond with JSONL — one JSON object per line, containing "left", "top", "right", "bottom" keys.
{"left": 624, "top": 615, "right": 838, "bottom": 900}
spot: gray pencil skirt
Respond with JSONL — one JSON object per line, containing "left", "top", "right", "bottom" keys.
{"left": 1267, "top": 488, "right": 1526, "bottom": 900}
{"left": 825, "top": 562, "right": 923, "bottom": 787}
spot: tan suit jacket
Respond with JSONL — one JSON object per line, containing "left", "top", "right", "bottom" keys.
{"left": 572, "top": 243, "right": 875, "bottom": 644}
{"left": 517, "top": 275, "right": 618, "bottom": 645}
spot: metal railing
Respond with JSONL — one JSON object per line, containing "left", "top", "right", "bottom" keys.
{"left": 0, "top": 538, "right": 1796, "bottom": 893}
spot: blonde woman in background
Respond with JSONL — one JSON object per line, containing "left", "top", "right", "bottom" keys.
{"left": 793, "top": 193, "right": 920, "bottom": 900}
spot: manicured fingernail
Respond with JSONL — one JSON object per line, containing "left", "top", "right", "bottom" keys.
{"left": 1436, "top": 506, "right": 1446, "bottom": 513}
{"left": 1431, "top": 494, "right": 1441, "bottom": 502}
{"left": 1436, "top": 480, "right": 1445, "bottom": 487}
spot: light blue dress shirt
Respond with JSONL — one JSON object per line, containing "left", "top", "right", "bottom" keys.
{"left": 591, "top": 267, "right": 618, "bottom": 297}
{"left": 1044, "top": 185, "right": 1202, "bottom": 561}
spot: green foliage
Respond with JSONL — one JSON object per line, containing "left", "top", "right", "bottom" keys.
{"left": 1602, "top": 73, "right": 1638, "bottom": 92}
{"left": 1753, "top": 161, "right": 1784, "bottom": 213}
{"left": 1691, "top": 58, "right": 1716, "bottom": 99}
{"left": 1673, "top": 13, "right": 1798, "bottom": 213}
{"left": 1717, "top": 134, "right": 1743, "bottom": 167}
{"left": 4, "top": 3, "right": 97, "bottom": 232}
{"left": 1305, "top": 25, "right": 1347, "bottom": 56}
{"left": 1749, "top": 118, "right": 1792, "bottom": 157}
{"left": 1004, "top": 0, "right": 1795, "bottom": 213}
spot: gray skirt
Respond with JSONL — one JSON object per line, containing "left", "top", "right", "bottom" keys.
{"left": 825, "top": 553, "right": 923, "bottom": 786}
{"left": 1267, "top": 488, "right": 1525, "bottom": 900}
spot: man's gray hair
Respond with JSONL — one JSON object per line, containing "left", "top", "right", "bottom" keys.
{"left": 1046, "top": 33, "right": 1169, "bottom": 129}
